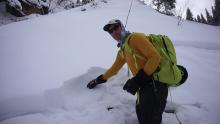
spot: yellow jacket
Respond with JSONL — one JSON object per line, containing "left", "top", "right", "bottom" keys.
{"left": 103, "top": 33, "right": 161, "bottom": 80}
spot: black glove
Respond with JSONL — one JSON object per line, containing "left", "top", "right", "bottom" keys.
{"left": 123, "top": 69, "right": 152, "bottom": 95}
{"left": 123, "top": 79, "right": 139, "bottom": 95}
{"left": 87, "top": 75, "right": 107, "bottom": 89}
{"left": 133, "top": 69, "right": 152, "bottom": 86}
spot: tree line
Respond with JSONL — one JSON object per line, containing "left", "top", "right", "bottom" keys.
{"left": 186, "top": 0, "right": 220, "bottom": 26}
{"left": 151, "top": 0, "right": 220, "bottom": 26}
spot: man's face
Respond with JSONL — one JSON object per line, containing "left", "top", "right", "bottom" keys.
{"left": 108, "top": 24, "right": 122, "bottom": 41}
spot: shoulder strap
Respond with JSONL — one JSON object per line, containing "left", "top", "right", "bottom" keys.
{"left": 123, "top": 33, "right": 145, "bottom": 60}
{"left": 122, "top": 33, "right": 133, "bottom": 53}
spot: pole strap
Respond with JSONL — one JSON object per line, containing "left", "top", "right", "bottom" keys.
{"left": 125, "top": 0, "right": 134, "bottom": 28}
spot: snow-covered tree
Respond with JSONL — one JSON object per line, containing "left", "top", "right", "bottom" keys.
{"left": 6, "top": 0, "right": 49, "bottom": 16}
{"left": 152, "top": 0, "right": 163, "bottom": 11}
{"left": 152, "top": 0, "right": 176, "bottom": 16}
{"left": 163, "top": 0, "right": 175, "bottom": 15}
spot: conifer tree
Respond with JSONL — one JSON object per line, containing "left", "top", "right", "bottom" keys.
{"left": 200, "top": 14, "right": 207, "bottom": 24}
{"left": 197, "top": 15, "right": 201, "bottom": 23}
{"left": 212, "top": 0, "right": 220, "bottom": 25}
{"left": 186, "top": 8, "right": 193, "bottom": 21}
{"left": 211, "top": 6, "right": 215, "bottom": 24}
{"left": 193, "top": 18, "right": 197, "bottom": 22}
{"left": 205, "top": 8, "right": 213, "bottom": 24}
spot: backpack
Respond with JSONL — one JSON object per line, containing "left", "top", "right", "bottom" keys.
{"left": 123, "top": 33, "right": 188, "bottom": 87}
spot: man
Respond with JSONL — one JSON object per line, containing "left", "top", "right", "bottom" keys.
{"left": 87, "top": 19, "right": 168, "bottom": 124}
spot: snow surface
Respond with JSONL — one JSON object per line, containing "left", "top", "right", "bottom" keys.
{"left": 0, "top": 0, "right": 220, "bottom": 124}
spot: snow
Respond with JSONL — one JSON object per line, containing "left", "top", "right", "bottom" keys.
{"left": 7, "top": 0, "right": 22, "bottom": 9}
{"left": 0, "top": 0, "right": 220, "bottom": 124}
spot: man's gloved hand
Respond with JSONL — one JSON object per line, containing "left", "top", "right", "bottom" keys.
{"left": 123, "top": 79, "right": 139, "bottom": 95}
{"left": 87, "top": 75, "right": 107, "bottom": 89}
{"left": 123, "top": 69, "right": 152, "bottom": 95}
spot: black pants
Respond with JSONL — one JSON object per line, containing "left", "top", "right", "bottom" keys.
{"left": 136, "top": 81, "right": 168, "bottom": 124}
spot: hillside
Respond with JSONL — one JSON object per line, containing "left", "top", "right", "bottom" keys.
{"left": 0, "top": 0, "right": 220, "bottom": 124}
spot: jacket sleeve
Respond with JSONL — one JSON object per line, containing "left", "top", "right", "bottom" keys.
{"left": 102, "top": 51, "right": 126, "bottom": 80}
{"left": 130, "top": 33, "right": 161, "bottom": 76}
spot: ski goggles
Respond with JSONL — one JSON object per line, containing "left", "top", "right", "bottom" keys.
{"left": 107, "top": 24, "right": 120, "bottom": 34}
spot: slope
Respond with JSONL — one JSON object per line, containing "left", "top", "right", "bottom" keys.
{"left": 0, "top": 0, "right": 220, "bottom": 123}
